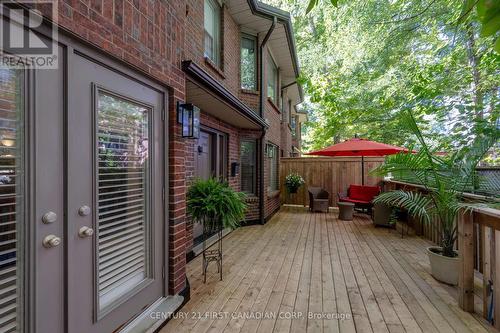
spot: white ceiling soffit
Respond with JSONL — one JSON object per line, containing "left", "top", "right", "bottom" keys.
{"left": 285, "top": 82, "right": 301, "bottom": 107}
{"left": 226, "top": 0, "right": 297, "bottom": 83}
{"left": 185, "top": 80, "right": 262, "bottom": 130}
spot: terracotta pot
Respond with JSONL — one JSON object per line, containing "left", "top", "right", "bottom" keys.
{"left": 426, "top": 246, "right": 459, "bottom": 285}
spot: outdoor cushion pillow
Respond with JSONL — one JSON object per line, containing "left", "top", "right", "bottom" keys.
{"left": 348, "top": 185, "right": 380, "bottom": 202}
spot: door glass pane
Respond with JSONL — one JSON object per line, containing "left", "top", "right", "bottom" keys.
{"left": 240, "top": 140, "right": 256, "bottom": 195}
{"left": 268, "top": 144, "right": 278, "bottom": 191}
{"left": 0, "top": 67, "right": 24, "bottom": 332}
{"left": 218, "top": 134, "right": 226, "bottom": 180}
{"left": 96, "top": 90, "right": 151, "bottom": 312}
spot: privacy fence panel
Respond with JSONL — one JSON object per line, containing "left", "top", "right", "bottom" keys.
{"left": 279, "top": 157, "right": 385, "bottom": 207}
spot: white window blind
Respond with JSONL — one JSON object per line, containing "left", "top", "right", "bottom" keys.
{"left": 96, "top": 90, "right": 151, "bottom": 312}
{"left": 0, "top": 67, "right": 24, "bottom": 333}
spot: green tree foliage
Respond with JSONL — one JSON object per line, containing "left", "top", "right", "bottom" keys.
{"left": 262, "top": 0, "right": 499, "bottom": 156}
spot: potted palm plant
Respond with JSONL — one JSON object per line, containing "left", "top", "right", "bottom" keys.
{"left": 372, "top": 111, "right": 498, "bottom": 285}
{"left": 187, "top": 178, "right": 247, "bottom": 282}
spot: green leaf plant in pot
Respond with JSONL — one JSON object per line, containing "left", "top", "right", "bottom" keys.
{"left": 285, "top": 173, "right": 305, "bottom": 194}
{"left": 371, "top": 111, "right": 499, "bottom": 285}
{"left": 187, "top": 178, "right": 247, "bottom": 281}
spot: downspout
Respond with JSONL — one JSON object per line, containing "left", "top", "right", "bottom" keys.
{"left": 259, "top": 17, "right": 276, "bottom": 225}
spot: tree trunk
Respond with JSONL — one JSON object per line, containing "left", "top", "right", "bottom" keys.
{"left": 465, "top": 22, "right": 483, "bottom": 119}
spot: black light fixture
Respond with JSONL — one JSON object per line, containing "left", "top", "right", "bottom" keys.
{"left": 177, "top": 102, "right": 200, "bottom": 139}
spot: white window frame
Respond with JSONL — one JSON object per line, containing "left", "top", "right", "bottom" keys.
{"left": 267, "top": 52, "right": 278, "bottom": 104}
{"left": 240, "top": 34, "right": 257, "bottom": 91}
{"left": 204, "top": 0, "right": 221, "bottom": 66}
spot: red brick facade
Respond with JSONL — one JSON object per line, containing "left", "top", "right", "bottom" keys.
{"left": 38, "top": 0, "right": 301, "bottom": 299}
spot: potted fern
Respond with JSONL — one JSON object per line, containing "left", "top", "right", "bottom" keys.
{"left": 187, "top": 178, "right": 247, "bottom": 282}
{"left": 372, "top": 111, "right": 499, "bottom": 285}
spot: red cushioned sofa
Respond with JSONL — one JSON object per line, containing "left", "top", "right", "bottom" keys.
{"left": 338, "top": 184, "right": 381, "bottom": 212}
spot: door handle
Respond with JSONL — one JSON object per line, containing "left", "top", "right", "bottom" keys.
{"left": 42, "top": 235, "right": 61, "bottom": 248}
{"left": 78, "top": 226, "right": 94, "bottom": 238}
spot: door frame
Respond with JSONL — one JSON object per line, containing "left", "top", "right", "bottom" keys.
{"left": 15, "top": 20, "right": 171, "bottom": 332}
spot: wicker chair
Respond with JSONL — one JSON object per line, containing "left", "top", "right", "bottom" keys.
{"left": 372, "top": 202, "right": 393, "bottom": 227}
{"left": 308, "top": 187, "right": 330, "bottom": 213}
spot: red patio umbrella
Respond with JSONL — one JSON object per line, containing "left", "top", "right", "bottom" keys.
{"left": 305, "top": 138, "right": 409, "bottom": 185}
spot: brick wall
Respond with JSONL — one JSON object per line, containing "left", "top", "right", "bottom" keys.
{"left": 185, "top": 1, "right": 241, "bottom": 97}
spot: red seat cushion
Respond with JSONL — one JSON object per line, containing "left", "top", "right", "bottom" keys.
{"left": 348, "top": 185, "right": 380, "bottom": 202}
{"left": 339, "top": 197, "right": 371, "bottom": 204}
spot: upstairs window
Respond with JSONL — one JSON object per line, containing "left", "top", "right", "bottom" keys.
{"left": 267, "top": 54, "right": 278, "bottom": 104}
{"left": 241, "top": 35, "right": 257, "bottom": 91}
{"left": 204, "top": 0, "right": 220, "bottom": 66}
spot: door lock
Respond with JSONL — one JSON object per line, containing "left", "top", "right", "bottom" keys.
{"left": 42, "top": 211, "right": 57, "bottom": 224}
{"left": 78, "top": 205, "right": 91, "bottom": 217}
{"left": 78, "top": 226, "right": 94, "bottom": 238}
{"left": 42, "top": 235, "right": 61, "bottom": 248}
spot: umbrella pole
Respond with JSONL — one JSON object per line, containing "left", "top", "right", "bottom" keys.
{"left": 361, "top": 156, "right": 365, "bottom": 185}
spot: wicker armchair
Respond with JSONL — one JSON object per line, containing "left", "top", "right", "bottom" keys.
{"left": 308, "top": 187, "right": 330, "bottom": 213}
{"left": 372, "top": 202, "right": 393, "bottom": 227}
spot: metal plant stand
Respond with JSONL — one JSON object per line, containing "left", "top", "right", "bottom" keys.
{"left": 202, "top": 217, "right": 223, "bottom": 283}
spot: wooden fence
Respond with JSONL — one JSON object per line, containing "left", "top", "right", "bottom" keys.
{"left": 279, "top": 157, "right": 385, "bottom": 207}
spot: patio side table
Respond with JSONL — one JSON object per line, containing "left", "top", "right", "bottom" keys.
{"left": 338, "top": 202, "right": 355, "bottom": 221}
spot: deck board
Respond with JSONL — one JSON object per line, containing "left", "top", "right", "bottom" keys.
{"left": 160, "top": 207, "right": 497, "bottom": 333}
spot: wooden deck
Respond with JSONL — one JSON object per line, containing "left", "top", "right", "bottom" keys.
{"left": 161, "top": 207, "right": 496, "bottom": 333}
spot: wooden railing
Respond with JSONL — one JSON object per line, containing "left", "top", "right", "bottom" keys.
{"left": 383, "top": 180, "right": 500, "bottom": 327}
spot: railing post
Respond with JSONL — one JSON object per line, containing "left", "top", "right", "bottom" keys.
{"left": 494, "top": 230, "right": 500, "bottom": 329}
{"left": 482, "top": 225, "right": 492, "bottom": 319}
{"left": 458, "top": 209, "right": 474, "bottom": 312}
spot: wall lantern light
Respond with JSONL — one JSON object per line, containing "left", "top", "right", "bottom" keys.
{"left": 177, "top": 102, "right": 200, "bottom": 139}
